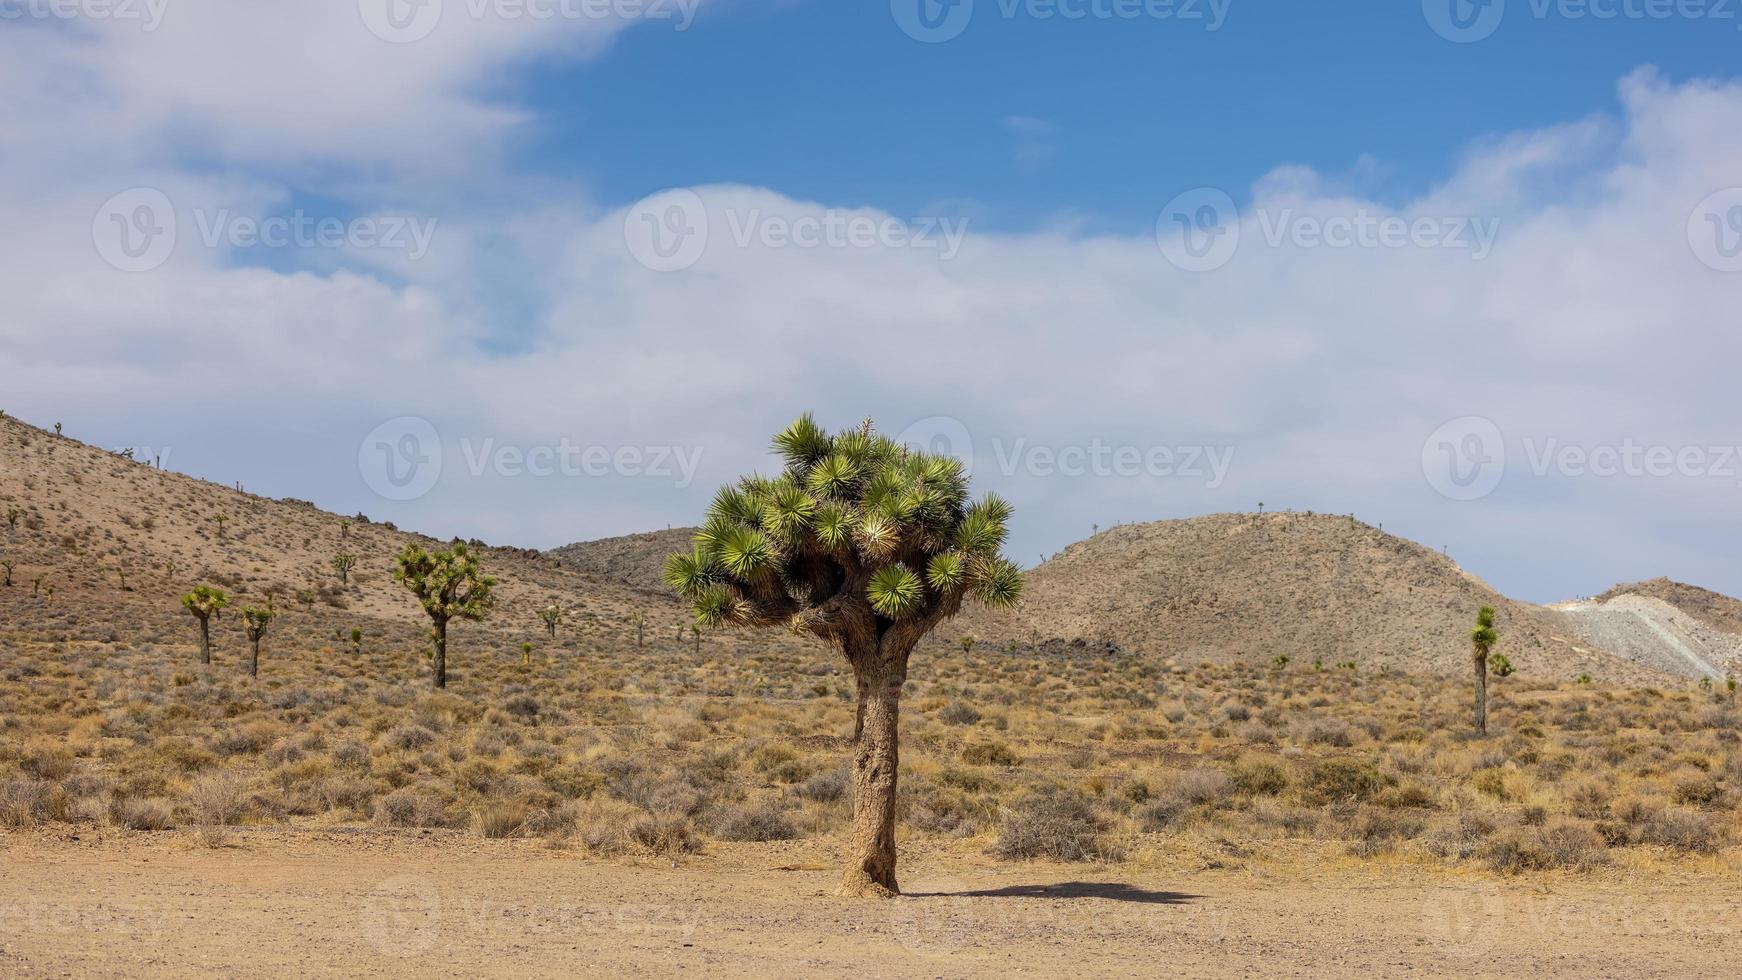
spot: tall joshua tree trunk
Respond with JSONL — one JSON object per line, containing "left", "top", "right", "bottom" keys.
{"left": 1473, "top": 650, "right": 1488, "bottom": 734}
{"left": 199, "top": 618, "right": 212, "bottom": 665}
{"left": 249, "top": 637, "right": 261, "bottom": 677}
{"left": 843, "top": 659, "right": 904, "bottom": 897}
{"left": 433, "top": 617, "right": 449, "bottom": 689}
{"left": 851, "top": 675, "right": 869, "bottom": 743}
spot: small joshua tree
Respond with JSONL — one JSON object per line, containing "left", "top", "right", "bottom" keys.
{"left": 1471, "top": 605, "right": 1500, "bottom": 734}
{"left": 1488, "top": 653, "right": 1514, "bottom": 678}
{"left": 1, "top": 561, "right": 11, "bottom": 586}
{"left": 31, "top": 576, "right": 43, "bottom": 596}
{"left": 182, "top": 585, "right": 230, "bottom": 665}
{"left": 241, "top": 601, "right": 275, "bottom": 678}
{"left": 629, "top": 611, "right": 646, "bottom": 648}
{"left": 539, "top": 603, "right": 564, "bottom": 639}
{"left": 350, "top": 627, "right": 363, "bottom": 654}
{"left": 521, "top": 641, "right": 534, "bottom": 666}
{"left": 4, "top": 508, "right": 18, "bottom": 529}
{"left": 393, "top": 541, "right": 496, "bottom": 689}
{"left": 959, "top": 634, "right": 976, "bottom": 655}
{"left": 212, "top": 514, "right": 228, "bottom": 541}
{"left": 53, "top": 422, "right": 62, "bottom": 437}
{"left": 340, "top": 519, "right": 351, "bottom": 540}
{"left": 664, "top": 414, "right": 1022, "bottom": 897}
{"left": 332, "top": 553, "right": 357, "bottom": 586}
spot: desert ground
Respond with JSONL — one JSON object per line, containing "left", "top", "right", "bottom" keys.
{"left": 6, "top": 416, "right": 1742, "bottom": 976}
{"left": 5, "top": 830, "right": 1741, "bottom": 978}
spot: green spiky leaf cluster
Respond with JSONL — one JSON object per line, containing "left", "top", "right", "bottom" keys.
{"left": 394, "top": 541, "right": 497, "bottom": 624}
{"left": 181, "top": 585, "right": 229, "bottom": 621}
{"left": 241, "top": 602, "right": 275, "bottom": 641}
{"left": 664, "top": 414, "right": 1022, "bottom": 645}
{"left": 1471, "top": 605, "right": 1499, "bottom": 654}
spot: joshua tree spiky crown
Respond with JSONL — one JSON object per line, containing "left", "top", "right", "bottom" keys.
{"left": 394, "top": 541, "right": 496, "bottom": 625}
{"left": 663, "top": 414, "right": 1022, "bottom": 657}
{"left": 1472, "top": 606, "right": 1498, "bottom": 656}
{"left": 182, "top": 585, "right": 229, "bottom": 621}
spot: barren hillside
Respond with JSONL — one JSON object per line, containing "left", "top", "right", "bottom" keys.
{"left": 948, "top": 512, "right": 1657, "bottom": 681}
{"left": 0, "top": 415, "right": 685, "bottom": 669}
{"left": 1595, "top": 578, "right": 1742, "bottom": 637}
{"left": 548, "top": 527, "right": 696, "bottom": 595}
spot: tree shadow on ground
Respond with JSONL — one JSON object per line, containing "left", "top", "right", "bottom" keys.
{"left": 909, "top": 882, "right": 1202, "bottom": 905}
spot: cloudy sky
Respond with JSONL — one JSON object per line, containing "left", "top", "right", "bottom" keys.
{"left": 1, "top": 0, "right": 1739, "bottom": 604}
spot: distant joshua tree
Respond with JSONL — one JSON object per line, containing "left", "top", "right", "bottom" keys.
{"left": 212, "top": 514, "right": 229, "bottom": 541}
{"left": 959, "top": 635, "right": 976, "bottom": 655}
{"left": 350, "top": 627, "right": 363, "bottom": 655}
{"left": 1471, "top": 606, "right": 1500, "bottom": 734}
{"left": 5, "top": 508, "right": 18, "bottom": 529}
{"left": 629, "top": 611, "right": 646, "bottom": 647}
{"left": 521, "top": 641, "right": 534, "bottom": 666}
{"left": 182, "top": 585, "right": 230, "bottom": 665}
{"left": 1, "top": 561, "right": 12, "bottom": 587}
{"left": 663, "top": 414, "right": 1022, "bottom": 898}
{"left": 241, "top": 601, "right": 275, "bottom": 678}
{"left": 332, "top": 553, "right": 357, "bottom": 586}
{"left": 340, "top": 519, "right": 352, "bottom": 540}
{"left": 394, "top": 542, "right": 496, "bottom": 689}
{"left": 539, "top": 603, "right": 564, "bottom": 639}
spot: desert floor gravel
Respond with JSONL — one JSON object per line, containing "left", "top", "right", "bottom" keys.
{"left": 3, "top": 830, "right": 1739, "bottom": 978}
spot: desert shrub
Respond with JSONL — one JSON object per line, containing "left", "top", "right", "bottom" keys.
{"left": 1172, "top": 768, "right": 1232, "bottom": 806}
{"left": 905, "top": 785, "right": 993, "bottom": 836}
{"left": 572, "top": 798, "right": 644, "bottom": 855}
{"left": 185, "top": 772, "right": 251, "bottom": 825}
{"left": 471, "top": 801, "right": 526, "bottom": 839}
{"left": 1304, "top": 720, "right": 1355, "bottom": 747}
{"left": 1670, "top": 775, "right": 1723, "bottom": 808}
{"left": 1483, "top": 822, "right": 1608, "bottom": 873}
{"left": 1372, "top": 782, "right": 1436, "bottom": 810}
{"left": 939, "top": 702, "right": 982, "bottom": 726}
{"left": 1641, "top": 808, "right": 1721, "bottom": 853}
{"left": 20, "top": 741, "right": 75, "bottom": 781}
{"left": 991, "top": 789, "right": 1113, "bottom": 862}
{"left": 1470, "top": 767, "right": 1516, "bottom": 800}
{"left": 115, "top": 797, "right": 175, "bottom": 831}
{"left": 0, "top": 779, "right": 69, "bottom": 828}
{"left": 1304, "top": 759, "right": 1390, "bottom": 804}
{"left": 796, "top": 768, "right": 849, "bottom": 803}
{"left": 630, "top": 814, "right": 703, "bottom": 855}
{"left": 1348, "top": 808, "right": 1427, "bottom": 858}
{"left": 1230, "top": 758, "right": 1289, "bottom": 796}
{"left": 1426, "top": 810, "right": 1499, "bottom": 860}
{"left": 712, "top": 802, "right": 798, "bottom": 842}
{"left": 373, "top": 788, "right": 448, "bottom": 828}
{"left": 962, "top": 741, "right": 1022, "bottom": 767}
{"left": 1138, "top": 793, "right": 1191, "bottom": 831}
{"left": 381, "top": 724, "right": 438, "bottom": 752}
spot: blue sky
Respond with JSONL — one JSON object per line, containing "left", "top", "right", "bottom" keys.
{"left": 528, "top": 0, "right": 1742, "bottom": 226}
{"left": 3, "top": 0, "right": 1741, "bottom": 605}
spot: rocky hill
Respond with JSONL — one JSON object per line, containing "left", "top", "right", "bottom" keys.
{"left": 945, "top": 512, "right": 1659, "bottom": 681}
{"left": 547, "top": 527, "right": 696, "bottom": 595}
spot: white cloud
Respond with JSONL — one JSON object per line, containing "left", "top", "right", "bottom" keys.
{"left": 1, "top": 25, "right": 1739, "bottom": 603}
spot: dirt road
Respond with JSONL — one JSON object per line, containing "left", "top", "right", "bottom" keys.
{"left": 2, "top": 830, "right": 1738, "bottom": 977}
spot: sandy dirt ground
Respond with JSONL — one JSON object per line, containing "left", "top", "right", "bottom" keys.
{"left": 3, "top": 830, "right": 1740, "bottom": 978}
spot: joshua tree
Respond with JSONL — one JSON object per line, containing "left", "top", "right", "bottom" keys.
{"left": 1, "top": 561, "right": 11, "bottom": 586}
{"left": 182, "top": 585, "right": 230, "bottom": 665}
{"left": 629, "top": 611, "right": 646, "bottom": 647}
{"left": 212, "top": 514, "right": 228, "bottom": 541}
{"left": 4, "top": 508, "right": 18, "bottom": 529}
{"left": 241, "top": 601, "right": 275, "bottom": 678}
{"left": 521, "top": 641, "right": 534, "bottom": 666}
{"left": 43, "top": 583, "right": 53, "bottom": 603}
{"left": 539, "top": 603, "right": 564, "bottom": 639}
{"left": 163, "top": 558, "right": 177, "bottom": 579}
{"left": 340, "top": 519, "right": 351, "bottom": 540}
{"left": 115, "top": 566, "right": 129, "bottom": 591}
{"left": 663, "top": 414, "right": 1023, "bottom": 897}
{"left": 1471, "top": 605, "right": 1500, "bottom": 734}
{"left": 53, "top": 422, "right": 62, "bottom": 437}
{"left": 350, "top": 627, "right": 363, "bottom": 654}
{"left": 393, "top": 542, "right": 496, "bottom": 689}
{"left": 332, "top": 553, "right": 357, "bottom": 586}
{"left": 1488, "top": 652, "right": 1515, "bottom": 678}
{"left": 959, "top": 635, "right": 976, "bottom": 655}
{"left": 31, "top": 576, "right": 42, "bottom": 596}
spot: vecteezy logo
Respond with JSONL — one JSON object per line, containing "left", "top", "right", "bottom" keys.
{"left": 1419, "top": 886, "right": 1505, "bottom": 957}
{"left": 1156, "top": 187, "right": 1239, "bottom": 272}
{"left": 1689, "top": 188, "right": 1742, "bottom": 273}
{"left": 358, "top": 875, "right": 443, "bottom": 957}
{"left": 1422, "top": 415, "right": 1505, "bottom": 501}
{"left": 359, "top": 0, "right": 443, "bottom": 43}
{"left": 1422, "top": 0, "right": 1505, "bottom": 42}
{"left": 359, "top": 417, "right": 442, "bottom": 501}
{"left": 892, "top": 416, "right": 975, "bottom": 476}
{"left": 623, "top": 189, "right": 709, "bottom": 272}
{"left": 93, "top": 188, "right": 176, "bottom": 273}
{"left": 891, "top": 0, "right": 974, "bottom": 42}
